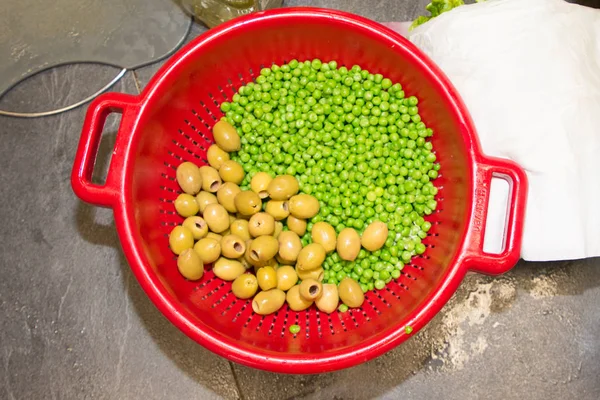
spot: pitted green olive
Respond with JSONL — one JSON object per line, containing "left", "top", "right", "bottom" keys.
{"left": 296, "top": 243, "right": 326, "bottom": 271}
{"left": 234, "top": 191, "right": 262, "bottom": 216}
{"left": 193, "top": 238, "right": 221, "bottom": 264}
{"left": 169, "top": 226, "right": 194, "bottom": 255}
{"left": 213, "top": 257, "right": 245, "bottom": 281}
{"left": 176, "top": 162, "right": 202, "bottom": 195}
{"left": 288, "top": 194, "right": 320, "bottom": 219}
{"left": 277, "top": 231, "right": 302, "bottom": 263}
{"left": 216, "top": 182, "right": 241, "bottom": 213}
{"left": 266, "top": 175, "right": 299, "bottom": 200}
{"left": 287, "top": 215, "right": 307, "bottom": 236}
{"left": 182, "top": 216, "right": 208, "bottom": 240}
{"left": 230, "top": 219, "right": 251, "bottom": 241}
{"left": 199, "top": 166, "right": 222, "bottom": 192}
{"left": 276, "top": 254, "right": 294, "bottom": 265}
{"left": 177, "top": 249, "right": 204, "bottom": 281}
{"left": 195, "top": 191, "right": 218, "bottom": 213}
{"left": 286, "top": 285, "right": 312, "bottom": 312}
{"left": 276, "top": 265, "right": 298, "bottom": 291}
{"left": 213, "top": 120, "right": 241, "bottom": 152}
{"left": 311, "top": 222, "right": 337, "bottom": 253}
{"left": 250, "top": 172, "right": 273, "bottom": 199}
{"left": 252, "top": 289, "right": 285, "bottom": 315}
{"left": 221, "top": 234, "right": 246, "bottom": 258}
{"left": 338, "top": 278, "right": 364, "bottom": 308}
{"left": 206, "top": 144, "right": 230, "bottom": 170}
{"left": 299, "top": 279, "right": 322, "bottom": 301}
{"left": 315, "top": 284, "right": 339, "bottom": 314}
{"left": 265, "top": 200, "right": 290, "bottom": 221}
{"left": 257, "top": 266, "right": 277, "bottom": 291}
{"left": 248, "top": 212, "right": 275, "bottom": 237}
{"left": 296, "top": 266, "right": 324, "bottom": 282}
{"left": 206, "top": 232, "right": 223, "bottom": 242}
{"left": 231, "top": 274, "right": 258, "bottom": 299}
{"left": 273, "top": 221, "right": 283, "bottom": 239}
{"left": 248, "top": 235, "right": 279, "bottom": 263}
{"left": 337, "top": 228, "right": 361, "bottom": 261}
{"left": 219, "top": 160, "right": 245, "bottom": 185}
{"left": 203, "top": 203, "right": 230, "bottom": 233}
{"left": 361, "top": 221, "right": 389, "bottom": 252}
{"left": 175, "top": 193, "right": 199, "bottom": 217}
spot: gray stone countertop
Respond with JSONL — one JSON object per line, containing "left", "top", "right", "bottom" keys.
{"left": 1, "top": 1, "right": 599, "bottom": 399}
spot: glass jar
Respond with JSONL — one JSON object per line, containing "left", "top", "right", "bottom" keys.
{"left": 180, "top": 0, "right": 284, "bottom": 28}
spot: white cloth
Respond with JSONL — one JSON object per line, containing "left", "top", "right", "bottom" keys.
{"left": 407, "top": 0, "right": 600, "bottom": 261}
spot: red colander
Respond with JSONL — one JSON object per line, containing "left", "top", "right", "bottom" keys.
{"left": 71, "top": 8, "right": 528, "bottom": 374}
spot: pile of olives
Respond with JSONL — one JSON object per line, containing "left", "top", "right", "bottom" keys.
{"left": 169, "top": 120, "right": 395, "bottom": 315}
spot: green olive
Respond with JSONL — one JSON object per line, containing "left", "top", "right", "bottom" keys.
{"left": 276, "top": 265, "right": 298, "bottom": 291}
{"left": 239, "top": 252, "right": 252, "bottom": 270}
{"left": 361, "top": 221, "right": 389, "bottom": 252}
{"left": 169, "top": 226, "right": 194, "bottom": 255}
{"left": 182, "top": 216, "right": 209, "bottom": 240}
{"left": 216, "top": 182, "right": 241, "bottom": 213}
{"left": 296, "top": 243, "right": 326, "bottom": 271}
{"left": 296, "top": 266, "right": 324, "bottom": 282}
{"left": 206, "top": 144, "right": 230, "bottom": 170}
{"left": 299, "top": 279, "right": 322, "bottom": 301}
{"left": 252, "top": 289, "right": 285, "bottom": 315}
{"left": 213, "top": 257, "right": 245, "bottom": 281}
{"left": 234, "top": 191, "right": 262, "bottom": 216}
{"left": 203, "top": 203, "right": 230, "bottom": 233}
{"left": 337, "top": 228, "right": 361, "bottom": 261}
{"left": 206, "top": 232, "right": 223, "bottom": 242}
{"left": 235, "top": 212, "right": 251, "bottom": 221}
{"left": 248, "top": 212, "right": 275, "bottom": 237}
{"left": 213, "top": 120, "right": 241, "bottom": 152}
{"left": 176, "top": 162, "right": 202, "bottom": 195}
{"left": 257, "top": 266, "right": 277, "bottom": 291}
{"left": 286, "top": 285, "right": 313, "bottom": 311}
{"left": 231, "top": 274, "right": 258, "bottom": 299}
{"left": 229, "top": 214, "right": 236, "bottom": 225}
{"left": 266, "top": 175, "right": 299, "bottom": 201}
{"left": 276, "top": 254, "right": 294, "bottom": 265}
{"left": 260, "top": 257, "right": 278, "bottom": 272}
{"left": 230, "top": 219, "right": 251, "bottom": 241}
{"left": 288, "top": 194, "right": 320, "bottom": 219}
{"left": 311, "top": 222, "right": 337, "bottom": 253}
{"left": 195, "top": 191, "right": 218, "bottom": 213}
{"left": 250, "top": 172, "right": 273, "bottom": 199}
{"left": 265, "top": 200, "right": 290, "bottom": 221}
{"left": 338, "top": 278, "right": 364, "bottom": 308}
{"left": 175, "top": 193, "right": 199, "bottom": 217}
{"left": 248, "top": 235, "right": 279, "bottom": 263}
{"left": 177, "top": 249, "right": 204, "bottom": 281}
{"left": 199, "top": 166, "right": 222, "bottom": 192}
{"left": 315, "top": 284, "right": 339, "bottom": 314}
{"left": 243, "top": 240, "right": 261, "bottom": 268}
{"left": 287, "top": 215, "right": 307, "bottom": 236}
{"left": 219, "top": 160, "right": 245, "bottom": 185}
{"left": 193, "top": 238, "right": 221, "bottom": 264}
{"left": 273, "top": 221, "right": 283, "bottom": 239}
{"left": 220, "top": 234, "right": 246, "bottom": 258}
{"left": 277, "top": 231, "right": 302, "bottom": 263}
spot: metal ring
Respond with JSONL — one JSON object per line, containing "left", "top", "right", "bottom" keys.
{"left": 0, "top": 68, "right": 128, "bottom": 118}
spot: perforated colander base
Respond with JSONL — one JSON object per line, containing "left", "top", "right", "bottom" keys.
{"left": 154, "top": 64, "right": 444, "bottom": 342}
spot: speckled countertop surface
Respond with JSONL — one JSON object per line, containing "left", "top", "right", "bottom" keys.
{"left": 1, "top": 1, "right": 599, "bottom": 399}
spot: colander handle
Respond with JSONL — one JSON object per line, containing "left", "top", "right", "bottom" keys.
{"left": 71, "top": 92, "right": 140, "bottom": 208}
{"left": 464, "top": 157, "right": 528, "bottom": 275}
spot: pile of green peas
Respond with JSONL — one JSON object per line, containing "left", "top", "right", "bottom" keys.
{"left": 221, "top": 59, "right": 440, "bottom": 293}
